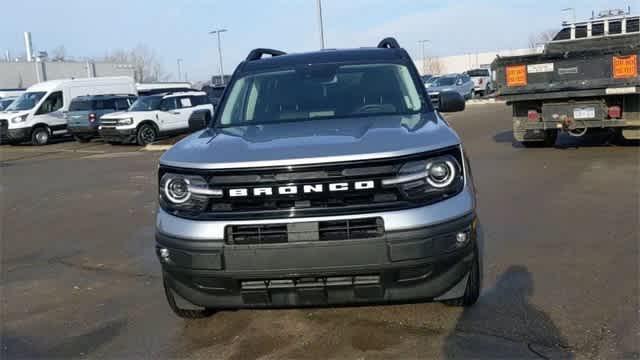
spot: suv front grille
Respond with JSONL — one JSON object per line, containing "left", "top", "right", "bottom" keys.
{"left": 226, "top": 218, "right": 384, "bottom": 244}
{"left": 161, "top": 146, "right": 463, "bottom": 220}
{"left": 99, "top": 119, "right": 118, "bottom": 127}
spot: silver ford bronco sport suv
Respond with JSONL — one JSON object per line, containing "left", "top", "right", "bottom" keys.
{"left": 156, "top": 38, "right": 481, "bottom": 318}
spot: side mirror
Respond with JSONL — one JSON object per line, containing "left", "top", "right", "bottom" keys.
{"left": 188, "top": 110, "right": 210, "bottom": 132}
{"left": 438, "top": 91, "right": 465, "bottom": 113}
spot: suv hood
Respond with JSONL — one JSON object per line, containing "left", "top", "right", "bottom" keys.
{"left": 160, "top": 113, "right": 460, "bottom": 170}
{"left": 101, "top": 111, "right": 135, "bottom": 119}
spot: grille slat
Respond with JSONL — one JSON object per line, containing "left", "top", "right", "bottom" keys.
{"left": 227, "top": 218, "right": 384, "bottom": 245}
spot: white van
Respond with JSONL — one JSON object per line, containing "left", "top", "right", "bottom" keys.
{"left": 0, "top": 77, "right": 136, "bottom": 145}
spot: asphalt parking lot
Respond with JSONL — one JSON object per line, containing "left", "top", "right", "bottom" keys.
{"left": 1, "top": 103, "right": 638, "bottom": 359}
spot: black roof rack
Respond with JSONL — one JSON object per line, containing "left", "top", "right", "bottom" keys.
{"left": 377, "top": 37, "right": 400, "bottom": 49}
{"left": 246, "top": 48, "right": 287, "bottom": 61}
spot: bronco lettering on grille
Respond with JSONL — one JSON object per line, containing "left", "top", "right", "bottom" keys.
{"left": 228, "top": 180, "right": 375, "bottom": 197}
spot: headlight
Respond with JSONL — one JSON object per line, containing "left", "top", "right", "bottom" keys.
{"left": 382, "top": 151, "right": 464, "bottom": 203}
{"left": 159, "top": 173, "right": 220, "bottom": 213}
{"left": 117, "top": 118, "right": 133, "bottom": 125}
{"left": 11, "top": 114, "right": 28, "bottom": 124}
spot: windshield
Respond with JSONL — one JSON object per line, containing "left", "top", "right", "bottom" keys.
{"left": 5, "top": 92, "right": 46, "bottom": 111}
{"left": 435, "top": 77, "right": 456, "bottom": 86}
{"left": 0, "top": 98, "right": 15, "bottom": 110}
{"left": 129, "top": 96, "right": 162, "bottom": 111}
{"left": 467, "top": 69, "right": 490, "bottom": 77}
{"left": 219, "top": 63, "right": 424, "bottom": 127}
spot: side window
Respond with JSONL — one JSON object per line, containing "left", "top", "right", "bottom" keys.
{"left": 160, "top": 97, "right": 178, "bottom": 111}
{"left": 609, "top": 21, "right": 622, "bottom": 34}
{"left": 115, "top": 98, "right": 130, "bottom": 111}
{"left": 192, "top": 95, "right": 209, "bottom": 106}
{"left": 36, "top": 91, "right": 63, "bottom": 115}
{"left": 178, "top": 97, "right": 193, "bottom": 108}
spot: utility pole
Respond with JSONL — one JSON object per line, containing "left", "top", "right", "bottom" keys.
{"left": 176, "top": 58, "right": 183, "bottom": 81}
{"left": 316, "top": 0, "right": 326, "bottom": 49}
{"left": 418, "top": 40, "right": 430, "bottom": 75}
{"left": 209, "top": 29, "right": 228, "bottom": 85}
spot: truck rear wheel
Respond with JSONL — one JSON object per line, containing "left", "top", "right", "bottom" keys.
{"left": 163, "top": 278, "right": 216, "bottom": 319}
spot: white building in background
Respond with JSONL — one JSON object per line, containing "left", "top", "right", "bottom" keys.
{"left": 415, "top": 46, "right": 544, "bottom": 75}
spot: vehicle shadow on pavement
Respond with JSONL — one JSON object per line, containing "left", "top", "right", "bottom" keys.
{"left": 493, "top": 129, "right": 638, "bottom": 149}
{"left": 442, "top": 265, "right": 574, "bottom": 359}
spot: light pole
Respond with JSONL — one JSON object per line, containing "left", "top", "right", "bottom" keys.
{"left": 176, "top": 58, "right": 183, "bottom": 81}
{"left": 418, "top": 40, "right": 430, "bottom": 75}
{"left": 316, "top": 0, "right": 326, "bottom": 49}
{"left": 209, "top": 29, "right": 228, "bottom": 85}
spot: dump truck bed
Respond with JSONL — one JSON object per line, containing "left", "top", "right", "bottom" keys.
{"left": 493, "top": 33, "right": 640, "bottom": 102}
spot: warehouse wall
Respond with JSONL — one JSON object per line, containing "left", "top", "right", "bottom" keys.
{"left": 415, "top": 46, "right": 544, "bottom": 76}
{"left": 0, "top": 61, "right": 136, "bottom": 89}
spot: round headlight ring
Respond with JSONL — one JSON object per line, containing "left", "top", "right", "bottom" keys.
{"left": 426, "top": 159, "right": 456, "bottom": 188}
{"left": 164, "top": 177, "right": 191, "bottom": 204}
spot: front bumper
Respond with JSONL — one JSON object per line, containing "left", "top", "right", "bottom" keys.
{"left": 68, "top": 124, "right": 99, "bottom": 137}
{"left": 0, "top": 125, "right": 30, "bottom": 144}
{"left": 98, "top": 127, "right": 136, "bottom": 143}
{"left": 157, "top": 212, "right": 478, "bottom": 308}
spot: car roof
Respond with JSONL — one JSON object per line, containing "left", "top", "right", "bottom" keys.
{"left": 241, "top": 48, "right": 407, "bottom": 72}
{"left": 162, "top": 91, "right": 207, "bottom": 98}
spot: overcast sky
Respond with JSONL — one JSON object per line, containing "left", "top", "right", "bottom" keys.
{"left": 1, "top": 0, "right": 631, "bottom": 81}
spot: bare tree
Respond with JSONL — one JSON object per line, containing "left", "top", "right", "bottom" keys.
{"left": 51, "top": 45, "right": 67, "bottom": 61}
{"left": 102, "top": 45, "right": 170, "bottom": 82}
{"left": 528, "top": 29, "right": 558, "bottom": 48}
{"left": 425, "top": 58, "right": 444, "bottom": 75}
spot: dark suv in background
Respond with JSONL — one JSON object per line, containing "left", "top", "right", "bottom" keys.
{"left": 66, "top": 94, "right": 136, "bottom": 142}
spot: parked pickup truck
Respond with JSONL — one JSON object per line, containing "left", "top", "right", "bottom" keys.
{"left": 492, "top": 11, "right": 639, "bottom": 147}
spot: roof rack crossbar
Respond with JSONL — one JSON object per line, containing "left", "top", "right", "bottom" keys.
{"left": 377, "top": 37, "right": 400, "bottom": 49}
{"left": 246, "top": 48, "right": 287, "bottom": 61}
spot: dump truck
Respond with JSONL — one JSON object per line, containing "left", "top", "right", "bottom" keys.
{"left": 493, "top": 10, "right": 640, "bottom": 146}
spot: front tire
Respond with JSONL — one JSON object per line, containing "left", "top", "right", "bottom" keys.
{"left": 443, "top": 247, "right": 480, "bottom": 307}
{"left": 31, "top": 126, "right": 50, "bottom": 146}
{"left": 136, "top": 123, "right": 157, "bottom": 146}
{"left": 163, "top": 278, "right": 216, "bottom": 319}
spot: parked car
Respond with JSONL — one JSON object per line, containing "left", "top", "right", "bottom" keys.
{"left": 421, "top": 74, "right": 433, "bottom": 83}
{"left": 424, "top": 76, "right": 440, "bottom": 88}
{"left": 466, "top": 68, "right": 493, "bottom": 96}
{"left": 155, "top": 38, "right": 478, "bottom": 319}
{"left": 98, "top": 91, "right": 212, "bottom": 145}
{"left": 0, "top": 77, "right": 136, "bottom": 145}
{"left": 201, "top": 84, "right": 226, "bottom": 109}
{"left": 426, "top": 74, "right": 475, "bottom": 107}
{"left": 0, "top": 97, "right": 18, "bottom": 111}
{"left": 66, "top": 94, "right": 137, "bottom": 142}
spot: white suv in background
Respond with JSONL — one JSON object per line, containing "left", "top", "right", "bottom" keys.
{"left": 99, "top": 91, "right": 213, "bottom": 145}
{"left": 466, "top": 68, "right": 493, "bottom": 97}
